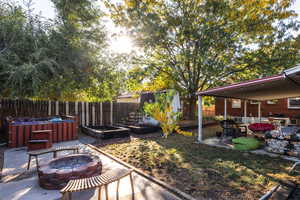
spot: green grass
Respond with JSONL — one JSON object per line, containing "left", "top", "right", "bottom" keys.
{"left": 99, "top": 133, "right": 298, "bottom": 200}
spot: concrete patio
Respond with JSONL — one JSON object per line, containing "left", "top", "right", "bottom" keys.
{"left": 0, "top": 136, "right": 183, "bottom": 200}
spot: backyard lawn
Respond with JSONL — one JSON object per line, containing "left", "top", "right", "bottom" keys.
{"left": 100, "top": 133, "right": 299, "bottom": 200}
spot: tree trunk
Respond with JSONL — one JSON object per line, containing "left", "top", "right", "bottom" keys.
{"left": 185, "top": 95, "right": 197, "bottom": 120}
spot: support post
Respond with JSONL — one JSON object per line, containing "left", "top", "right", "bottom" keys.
{"left": 198, "top": 95, "right": 203, "bottom": 142}
{"left": 258, "top": 102, "right": 261, "bottom": 122}
{"left": 244, "top": 100, "right": 247, "bottom": 123}
{"left": 224, "top": 98, "right": 227, "bottom": 120}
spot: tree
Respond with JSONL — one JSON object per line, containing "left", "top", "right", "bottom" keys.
{"left": 0, "top": 0, "right": 126, "bottom": 101}
{"left": 0, "top": 1, "right": 58, "bottom": 97}
{"left": 106, "top": 0, "right": 300, "bottom": 119}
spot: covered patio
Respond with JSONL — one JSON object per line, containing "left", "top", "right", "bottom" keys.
{"left": 197, "top": 64, "right": 300, "bottom": 142}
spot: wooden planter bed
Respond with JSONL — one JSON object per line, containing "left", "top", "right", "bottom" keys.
{"left": 81, "top": 125, "right": 130, "bottom": 139}
{"left": 5, "top": 116, "right": 78, "bottom": 148}
{"left": 117, "top": 124, "right": 160, "bottom": 134}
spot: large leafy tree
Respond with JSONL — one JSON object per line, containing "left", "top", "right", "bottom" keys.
{"left": 0, "top": 1, "right": 58, "bottom": 97}
{"left": 106, "top": 0, "right": 300, "bottom": 119}
{"left": 0, "top": 0, "right": 125, "bottom": 101}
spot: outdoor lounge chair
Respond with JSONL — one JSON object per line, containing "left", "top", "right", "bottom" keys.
{"left": 220, "top": 120, "right": 247, "bottom": 138}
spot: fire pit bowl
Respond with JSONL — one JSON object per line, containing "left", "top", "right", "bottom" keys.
{"left": 38, "top": 154, "right": 102, "bottom": 190}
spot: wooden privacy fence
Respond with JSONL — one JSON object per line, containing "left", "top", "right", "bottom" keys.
{"left": 0, "top": 99, "right": 140, "bottom": 126}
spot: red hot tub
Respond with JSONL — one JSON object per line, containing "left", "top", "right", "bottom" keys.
{"left": 5, "top": 116, "right": 78, "bottom": 148}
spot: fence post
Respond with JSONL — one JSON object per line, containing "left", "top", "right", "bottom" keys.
{"left": 56, "top": 101, "right": 59, "bottom": 116}
{"left": 100, "top": 102, "right": 103, "bottom": 125}
{"left": 81, "top": 102, "right": 85, "bottom": 126}
{"left": 110, "top": 101, "right": 113, "bottom": 125}
{"left": 86, "top": 102, "right": 89, "bottom": 126}
{"left": 66, "top": 101, "right": 69, "bottom": 116}
{"left": 92, "top": 103, "right": 95, "bottom": 126}
{"left": 48, "top": 100, "right": 51, "bottom": 116}
{"left": 75, "top": 101, "right": 78, "bottom": 115}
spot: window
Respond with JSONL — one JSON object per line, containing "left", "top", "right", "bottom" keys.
{"left": 232, "top": 99, "right": 241, "bottom": 108}
{"left": 288, "top": 97, "right": 300, "bottom": 109}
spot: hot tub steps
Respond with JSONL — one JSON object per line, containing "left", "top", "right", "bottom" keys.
{"left": 27, "top": 130, "right": 53, "bottom": 151}
{"left": 31, "top": 130, "right": 52, "bottom": 143}
{"left": 27, "top": 139, "right": 51, "bottom": 151}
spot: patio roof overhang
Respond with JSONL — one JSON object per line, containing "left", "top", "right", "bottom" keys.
{"left": 197, "top": 65, "right": 300, "bottom": 101}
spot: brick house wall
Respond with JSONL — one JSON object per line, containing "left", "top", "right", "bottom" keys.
{"left": 215, "top": 97, "right": 300, "bottom": 118}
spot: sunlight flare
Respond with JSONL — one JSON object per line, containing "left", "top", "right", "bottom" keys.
{"left": 110, "top": 35, "right": 135, "bottom": 54}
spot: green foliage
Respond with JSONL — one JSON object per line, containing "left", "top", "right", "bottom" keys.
{"left": 106, "top": 0, "right": 300, "bottom": 119}
{"left": 0, "top": 0, "right": 125, "bottom": 101}
{"left": 0, "top": 1, "right": 58, "bottom": 97}
{"left": 144, "top": 90, "right": 192, "bottom": 137}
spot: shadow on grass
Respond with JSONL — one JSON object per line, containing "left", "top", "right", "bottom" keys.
{"left": 158, "top": 135, "right": 294, "bottom": 196}
{"left": 100, "top": 128, "right": 296, "bottom": 200}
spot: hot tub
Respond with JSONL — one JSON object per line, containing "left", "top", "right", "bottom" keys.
{"left": 81, "top": 125, "right": 130, "bottom": 139}
{"left": 38, "top": 154, "right": 102, "bottom": 190}
{"left": 5, "top": 116, "right": 78, "bottom": 148}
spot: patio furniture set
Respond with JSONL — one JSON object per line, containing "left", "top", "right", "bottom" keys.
{"left": 218, "top": 119, "right": 300, "bottom": 157}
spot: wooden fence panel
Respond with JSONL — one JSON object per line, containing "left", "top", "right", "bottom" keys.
{"left": 0, "top": 99, "right": 139, "bottom": 127}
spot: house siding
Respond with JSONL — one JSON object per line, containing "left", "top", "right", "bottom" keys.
{"left": 215, "top": 98, "right": 300, "bottom": 118}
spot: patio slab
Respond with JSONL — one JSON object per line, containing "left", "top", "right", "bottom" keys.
{"left": 0, "top": 136, "right": 183, "bottom": 200}
{"left": 2, "top": 140, "right": 84, "bottom": 177}
{"left": 0, "top": 171, "right": 181, "bottom": 200}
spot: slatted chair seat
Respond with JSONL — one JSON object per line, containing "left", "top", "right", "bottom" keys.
{"left": 60, "top": 168, "right": 134, "bottom": 200}
{"left": 27, "top": 145, "right": 79, "bottom": 170}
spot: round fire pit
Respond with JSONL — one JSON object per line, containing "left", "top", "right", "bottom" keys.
{"left": 38, "top": 154, "right": 102, "bottom": 190}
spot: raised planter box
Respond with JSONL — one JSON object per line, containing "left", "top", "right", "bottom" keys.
{"left": 81, "top": 125, "right": 130, "bottom": 139}
{"left": 116, "top": 124, "right": 160, "bottom": 134}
